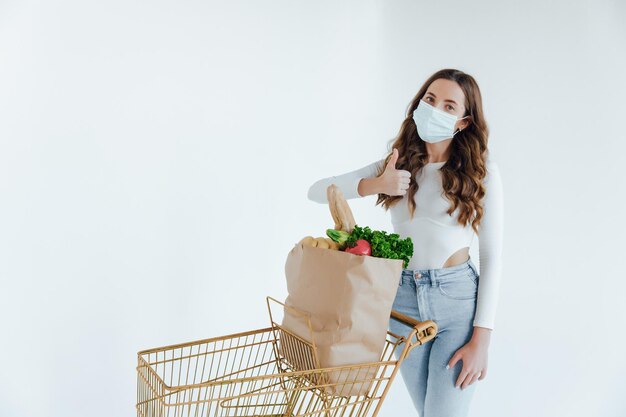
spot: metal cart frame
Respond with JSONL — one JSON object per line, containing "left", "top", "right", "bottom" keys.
{"left": 136, "top": 296, "right": 438, "bottom": 417}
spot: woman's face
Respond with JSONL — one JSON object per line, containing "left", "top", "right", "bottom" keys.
{"left": 421, "top": 78, "right": 471, "bottom": 132}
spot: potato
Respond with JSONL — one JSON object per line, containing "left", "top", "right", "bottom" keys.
{"left": 298, "top": 236, "right": 317, "bottom": 247}
{"left": 315, "top": 237, "right": 330, "bottom": 249}
{"left": 324, "top": 237, "right": 339, "bottom": 250}
{"left": 298, "top": 235, "right": 338, "bottom": 250}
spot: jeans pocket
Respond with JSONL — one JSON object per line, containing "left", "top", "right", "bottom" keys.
{"left": 438, "top": 276, "right": 478, "bottom": 300}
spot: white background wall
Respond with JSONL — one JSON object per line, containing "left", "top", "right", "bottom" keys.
{"left": 1, "top": 1, "right": 624, "bottom": 416}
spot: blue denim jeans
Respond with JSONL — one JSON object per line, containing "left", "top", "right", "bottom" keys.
{"left": 388, "top": 257, "right": 480, "bottom": 417}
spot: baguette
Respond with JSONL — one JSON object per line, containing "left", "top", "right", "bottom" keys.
{"left": 326, "top": 184, "right": 357, "bottom": 233}
{"left": 327, "top": 185, "right": 341, "bottom": 230}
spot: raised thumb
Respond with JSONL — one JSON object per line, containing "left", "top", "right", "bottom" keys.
{"left": 387, "top": 148, "right": 399, "bottom": 170}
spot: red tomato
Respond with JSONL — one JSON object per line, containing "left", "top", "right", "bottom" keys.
{"left": 345, "top": 239, "right": 372, "bottom": 256}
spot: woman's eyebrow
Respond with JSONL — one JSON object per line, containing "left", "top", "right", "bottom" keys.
{"left": 425, "top": 92, "right": 458, "bottom": 105}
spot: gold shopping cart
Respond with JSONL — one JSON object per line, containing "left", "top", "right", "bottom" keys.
{"left": 136, "top": 296, "right": 438, "bottom": 417}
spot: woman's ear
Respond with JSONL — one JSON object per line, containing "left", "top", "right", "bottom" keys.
{"left": 461, "top": 115, "right": 472, "bottom": 130}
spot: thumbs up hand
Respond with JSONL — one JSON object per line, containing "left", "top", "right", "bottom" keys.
{"left": 378, "top": 148, "right": 412, "bottom": 196}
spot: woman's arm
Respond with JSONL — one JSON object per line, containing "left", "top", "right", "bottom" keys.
{"left": 472, "top": 159, "right": 505, "bottom": 332}
{"left": 307, "top": 159, "right": 386, "bottom": 204}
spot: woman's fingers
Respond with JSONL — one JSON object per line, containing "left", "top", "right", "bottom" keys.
{"left": 463, "top": 372, "right": 481, "bottom": 389}
{"left": 455, "top": 367, "right": 470, "bottom": 389}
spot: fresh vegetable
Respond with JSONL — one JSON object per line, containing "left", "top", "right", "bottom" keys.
{"left": 346, "top": 224, "right": 414, "bottom": 269}
{"left": 315, "top": 237, "right": 330, "bottom": 249}
{"left": 298, "top": 236, "right": 316, "bottom": 247}
{"left": 298, "top": 236, "right": 340, "bottom": 251}
{"left": 326, "top": 184, "right": 356, "bottom": 233}
{"left": 324, "top": 238, "right": 340, "bottom": 250}
{"left": 326, "top": 229, "right": 350, "bottom": 249}
{"left": 344, "top": 239, "right": 371, "bottom": 256}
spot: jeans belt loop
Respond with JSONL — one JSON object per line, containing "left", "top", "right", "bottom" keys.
{"left": 430, "top": 270, "right": 437, "bottom": 287}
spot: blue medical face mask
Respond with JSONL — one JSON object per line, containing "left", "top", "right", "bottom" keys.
{"left": 413, "top": 99, "right": 470, "bottom": 143}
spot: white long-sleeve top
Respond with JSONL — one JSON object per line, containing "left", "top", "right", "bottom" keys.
{"left": 307, "top": 158, "right": 504, "bottom": 330}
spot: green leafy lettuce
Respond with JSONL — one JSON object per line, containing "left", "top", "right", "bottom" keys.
{"left": 345, "top": 224, "right": 413, "bottom": 269}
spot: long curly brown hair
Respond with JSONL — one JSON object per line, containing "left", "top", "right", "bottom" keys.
{"left": 374, "top": 68, "right": 490, "bottom": 235}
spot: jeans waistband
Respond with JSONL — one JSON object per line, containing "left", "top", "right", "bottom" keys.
{"left": 401, "top": 256, "right": 478, "bottom": 287}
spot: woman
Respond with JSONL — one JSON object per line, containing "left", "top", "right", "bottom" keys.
{"left": 307, "top": 68, "right": 504, "bottom": 417}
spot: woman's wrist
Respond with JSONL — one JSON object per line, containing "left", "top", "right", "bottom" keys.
{"left": 357, "top": 177, "right": 381, "bottom": 197}
{"left": 471, "top": 326, "right": 492, "bottom": 345}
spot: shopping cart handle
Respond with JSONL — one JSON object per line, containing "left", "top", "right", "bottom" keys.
{"left": 390, "top": 309, "right": 438, "bottom": 347}
{"left": 390, "top": 309, "right": 427, "bottom": 328}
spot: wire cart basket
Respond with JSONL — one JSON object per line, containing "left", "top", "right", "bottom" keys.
{"left": 136, "top": 295, "right": 438, "bottom": 417}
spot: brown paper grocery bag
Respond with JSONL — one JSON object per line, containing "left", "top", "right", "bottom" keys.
{"left": 281, "top": 242, "right": 403, "bottom": 396}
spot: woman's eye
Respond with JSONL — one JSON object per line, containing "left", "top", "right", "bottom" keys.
{"left": 425, "top": 97, "right": 454, "bottom": 111}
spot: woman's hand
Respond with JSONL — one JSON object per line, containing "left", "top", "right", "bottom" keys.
{"left": 447, "top": 327, "right": 491, "bottom": 389}
{"left": 377, "top": 148, "right": 411, "bottom": 196}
